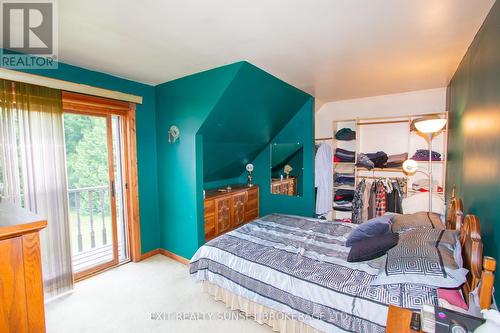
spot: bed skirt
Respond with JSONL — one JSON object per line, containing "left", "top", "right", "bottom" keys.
{"left": 202, "top": 281, "right": 323, "bottom": 333}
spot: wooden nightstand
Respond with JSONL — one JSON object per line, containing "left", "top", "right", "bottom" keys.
{"left": 386, "top": 305, "right": 423, "bottom": 333}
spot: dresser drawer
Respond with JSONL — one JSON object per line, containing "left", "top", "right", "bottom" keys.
{"left": 204, "top": 199, "right": 215, "bottom": 216}
{"left": 204, "top": 215, "right": 216, "bottom": 240}
{"left": 247, "top": 187, "right": 259, "bottom": 201}
{"left": 245, "top": 209, "right": 259, "bottom": 222}
{"left": 246, "top": 198, "right": 258, "bottom": 211}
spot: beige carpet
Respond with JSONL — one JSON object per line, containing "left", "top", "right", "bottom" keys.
{"left": 46, "top": 255, "right": 271, "bottom": 333}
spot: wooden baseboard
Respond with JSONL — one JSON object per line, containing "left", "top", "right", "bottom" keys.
{"left": 140, "top": 248, "right": 160, "bottom": 261}
{"left": 140, "top": 248, "right": 189, "bottom": 265}
{"left": 159, "top": 248, "right": 190, "bottom": 265}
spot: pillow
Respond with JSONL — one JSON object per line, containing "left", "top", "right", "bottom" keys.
{"left": 438, "top": 288, "right": 468, "bottom": 311}
{"left": 371, "top": 229, "right": 468, "bottom": 288}
{"left": 402, "top": 192, "right": 446, "bottom": 215}
{"left": 347, "top": 233, "right": 398, "bottom": 262}
{"left": 391, "top": 211, "right": 444, "bottom": 233}
{"left": 346, "top": 216, "right": 392, "bottom": 247}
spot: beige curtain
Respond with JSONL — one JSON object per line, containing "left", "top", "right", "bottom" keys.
{"left": 0, "top": 79, "right": 73, "bottom": 299}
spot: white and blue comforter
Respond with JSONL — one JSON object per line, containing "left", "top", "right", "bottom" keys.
{"left": 190, "top": 214, "right": 438, "bottom": 333}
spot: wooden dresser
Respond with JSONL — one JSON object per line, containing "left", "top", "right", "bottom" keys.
{"left": 0, "top": 201, "right": 47, "bottom": 333}
{"left": 204, "top": 185, "right": 259, "bottom": 241}
{"left": 271, "top": 177, "right": 297, "bottom": 196}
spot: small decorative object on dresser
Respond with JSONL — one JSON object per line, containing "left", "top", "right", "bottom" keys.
{"left": 284, "top": 164, "right": 293, "bottom": 178}
{"left": 246, "top": 163, "right": 254, "bottom": 187}
{"left": 0, "top": 201, "right": 47, "bottom": 333}
{"left": 203, "top": 185, "right": 259, "bottom": 241}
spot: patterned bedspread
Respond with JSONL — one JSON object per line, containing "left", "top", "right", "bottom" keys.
{"left": 190, "top": 214, "right": 438, "bottom": 333}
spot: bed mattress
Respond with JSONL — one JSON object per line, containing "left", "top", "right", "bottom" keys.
{"left": 190, "top": 214, "right": 438, "bottom": 333}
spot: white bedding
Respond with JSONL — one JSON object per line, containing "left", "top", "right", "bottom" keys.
{"left": 190, "top": 214, "right": 439, "bottom": 333}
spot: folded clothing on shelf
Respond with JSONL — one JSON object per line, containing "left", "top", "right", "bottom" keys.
{"left": 366, "top": 151, "right": 388, "bottom": 168}
{"left": 334, "top": 200, "right": 352, "bottom": 206}
{"left": 334, "top": 188, "right": 354, "bottom": 202}
{"left": 386, "top": 153, "right": 408, "bottom": 168}
{"left": 356, "top": 153, "right": 375, "bottom": 169}
{"left": 334, "top": 164, "right": 355, "bottom": 173}
{"left": 334, "top": 218, "right": 352, "bottom": 223}
{"left": 411, "top": 149, "right": 441, "bottom": 161}
{"left": 411, "top": 178, "right": 442, "bottom": 192}
{"left": 334, "top": 148, "right": 355, "bottom": 163}
{"left": 335, "top": 128, "right": 356, "bottom": 141}
{"left": 334, "top": 173, "right": 355, "bottom": 186}
{"left": 333, "top": 201, "right": 353, "bottom": 211}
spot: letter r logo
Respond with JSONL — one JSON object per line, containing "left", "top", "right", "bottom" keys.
{"left": 2, "top": 1, "right": 53, "bottom": 54}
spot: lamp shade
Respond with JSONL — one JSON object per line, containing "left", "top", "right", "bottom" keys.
{"left": 414, "top": 117, "right": 447, "bottom": 134}
{"left": 402, "top": 159, "right": 419, "bottom": 175}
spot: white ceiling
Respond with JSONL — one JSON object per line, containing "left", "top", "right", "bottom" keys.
{"left": 56, "top": 0, "right": 494, "bottom": 102}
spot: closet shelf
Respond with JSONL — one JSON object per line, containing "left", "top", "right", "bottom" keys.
{"left": 414, "top": 160, "right": 445, "bottom": 164}
{"left": 333, "top": 185, "right": 355, "bottom": 190}
{"left": 333, "top": 162, "right": 355, "bottom": 165}
{"left": 333, "top": 207, "right": 353, "bottom": 212}
{"left": 407, "top": 190, "right": 445, "bottom": 195}
{"left": 356, "top": 167, "right": 403, "bottom": 172}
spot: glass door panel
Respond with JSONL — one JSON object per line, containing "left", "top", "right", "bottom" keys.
{"left": 63, "top": 112, "right": 128, "bottom": 279}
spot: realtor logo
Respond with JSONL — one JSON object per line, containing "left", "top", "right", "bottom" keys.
{"left": 1, "top": 0, "right": 58, "bottom": 68}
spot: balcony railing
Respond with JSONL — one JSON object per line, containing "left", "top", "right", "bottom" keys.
{"left": 68, "top": 185, "right": 116, "bottom": 272}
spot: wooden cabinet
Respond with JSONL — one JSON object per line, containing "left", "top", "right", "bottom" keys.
{"left": 215, "top": 196, "right": 231, "bottom": 235}
{"left": 0, "top": 201, "right": 47, "bottom": 333}
{"left": 204, "top": 185, "right": 259, "bottom": 241}
{"left": 271, "top": 177, "right": 297, "bottom": 196}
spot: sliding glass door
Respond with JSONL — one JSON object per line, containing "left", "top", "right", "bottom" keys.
{"left": 63, "top": 112, "right": 129, "bottom": 280}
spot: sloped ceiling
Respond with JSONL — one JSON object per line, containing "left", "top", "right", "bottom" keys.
{"left": 198, "top": 62, "right": 310, "bottom": 182}
{"left": 55, "top": 0, "right": 494, "bottom": 101}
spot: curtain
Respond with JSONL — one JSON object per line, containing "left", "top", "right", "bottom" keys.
{"left": 0, "top": 79, "right": 73, "bottom": 299}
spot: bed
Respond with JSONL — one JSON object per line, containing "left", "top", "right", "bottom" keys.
{"left": 190, "top": 195, "right": 496, "bottom": 333}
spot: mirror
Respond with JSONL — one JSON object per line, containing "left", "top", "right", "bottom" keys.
{"left": 270, "top": 143, "right": 303, "bottom": 196}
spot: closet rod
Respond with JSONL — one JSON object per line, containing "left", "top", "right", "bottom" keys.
{"left": 357, "top": 120, "right": 409, "bottom": 125}
{"left": 315, "top": 137, "right": 333, "bottom": 141}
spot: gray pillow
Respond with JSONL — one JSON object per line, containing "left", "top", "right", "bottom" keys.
{"left": 371, "top": 229, "right": 467, "bottom": 288}
{"left": 347, "top": 233, "right": 398, "bottom": 262}
{"left": 391, "top": 212, "right": 444, "bottom": 233}
{"left": 346, "top": 215, "right": 392, "bottom": 247}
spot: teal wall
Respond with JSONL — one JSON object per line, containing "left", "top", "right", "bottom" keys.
{"left": 10, "top": 57, "right": 161, "bottom": 254}
{"left": 6, "top": 55, "right": 314, "bottom": 260}
{"left": 198, "top": 62, "right": 311, "bottom": 182}
{"left": 251, "top": 98, "right": 315, "bottom": 216}
{"left": 446, "top": 1, "right": 500, "bottom": 303}
{"left": 155, "top": 63, "right": 242, "bottom": 259}
{"left": 155, "top": 61, "right": 313, "bottom": 258}
{"left": 204, "top": 177, "right": 243, "bottom": 190}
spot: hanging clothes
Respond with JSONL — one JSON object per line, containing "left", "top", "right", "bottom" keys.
{"left": 361, "top": 181, "right": 372, "bottom": 222}
{"left": 385, "top": 180, "right": 403, "bottom": 214}
{"left": 352, "top": 179, "right": 366, "bottom": 224}
{"left": 375, "top": 180, "right": 387, "bottom": 216}
{"left": 368, "top": 182, "right": 377, "bottom": 220}
{"left": 315, "top": 143, "right": 333, "bottom": 216}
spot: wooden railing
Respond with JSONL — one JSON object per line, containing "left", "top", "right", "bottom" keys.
{"left": 68, "top": 185, "right": 109, "bottom": 253}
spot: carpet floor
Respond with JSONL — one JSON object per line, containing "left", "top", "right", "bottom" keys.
{"left": 46, "top": 254, "right": 271, "bottom": 333}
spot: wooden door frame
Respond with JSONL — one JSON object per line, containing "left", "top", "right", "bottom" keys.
{"left": 62, "top": 92, "right": 142, "bottom": 282}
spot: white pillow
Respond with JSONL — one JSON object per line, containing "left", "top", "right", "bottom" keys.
{"left": 402, "top": 192, "right": 445, "bottom": 215}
